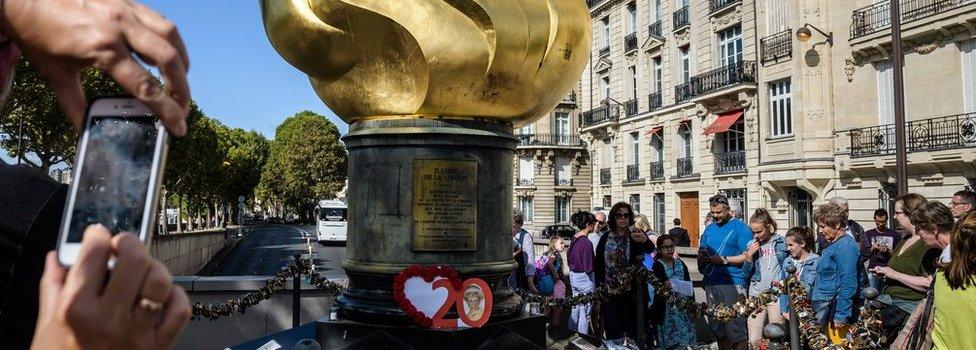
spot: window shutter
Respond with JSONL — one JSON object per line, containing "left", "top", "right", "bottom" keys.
{"left": 519, "top": 156, "right": 534, "bottom": 180}
{"left": 876, "top": 60, "right": 894, "bottom": 126}
{"left": 963, "top": 40, "right": 976, "bottom": 113}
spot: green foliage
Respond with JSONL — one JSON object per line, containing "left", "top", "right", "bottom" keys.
{"left": 257, "top": 110, "right": 347, "bottom": 209}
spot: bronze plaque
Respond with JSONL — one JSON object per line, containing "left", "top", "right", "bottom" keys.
{"left": 412, "top": 159, "right": 478, "bottom": 251}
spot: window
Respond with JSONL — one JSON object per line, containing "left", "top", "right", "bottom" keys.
{"left": 653, "top": 57, "right": 663, "bottom": 93}
{"left": 718, "top": 26, "right": 743, "bottom": 67}
{"left": 555, "top": 112, "right": 570, "bottom": 144}
{"left": 721, "top": 120, "right": 745, "bottom": 153}
{"left": 602, "top": 76, "right": 611, "bottom": 101}
{"left": 630, "top": 132, "right": 640, "bottom": 165}
{"left": 678, "top": 122, "right": 692, "bottom": 158}
{"left": 651, "top": 131, "right": 664, "bottom": 161}
{"left": 630, "top": 194, "right": 641, "bottom": 214}
{"left": 788, "top": 188, "right": 812, "bottom": 229}
{"left": 680, "top": 47, "right": 691, "bottom": 83}
{"left": 556, "top": 197, "right": 570, "bottom": 223}
{"left": 962, "top": 39, "right": 976, "bottom": 113}
{"left": 556, "top": 156, "right": 571, "bottom": 185}
{"left": 653, "top": 193, "right": 666, "bottom": 234}
{"left": 519, "top": 124, "right": 535, "bottom": 135}
{"left": 678, "top": 0, "right": 689, "bottom": 7}
{"left": 601, "top": 17, "right": 610, "bottom": 47}
{"left": 519, "top": 155, "right": 534, "bottom": 184}
{"left": 766, "top": 0, "right": 792, "bottom": 33}
{"left": 720, "top": 188, "right": 746, "bottom": 220}
{"left": 627, "top": 2, "right": 638, "bottom": 34}
{"left": 603, "top": 195, "right": 613, "bottom": 210}
{"left": 876, "top": 59, "right": 895, "bottom": 126}
{"left": 770, "top": 79, "right": 793, "bottom": 137}
{"left": 629, "top": 66, "right": 638, "bottom": 100}
{"left": 879, "top": 183, "right": 898, "bottom": 229}
{"left": 519, "top": 197, "right": 534, "bottom": 222}
{"left": 652, "top": 0, "right": 661, "bottom": 22}
{"left": 601, "top": 138, "right": 613, "bottom": 168}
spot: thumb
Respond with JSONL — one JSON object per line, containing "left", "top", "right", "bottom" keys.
{"left": 37, "top": 251, "right": 67, "bottom": 324}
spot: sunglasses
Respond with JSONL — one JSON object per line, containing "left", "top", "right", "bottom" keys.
{"left": 659, "top": 244, "right": 675, "bottom": 249}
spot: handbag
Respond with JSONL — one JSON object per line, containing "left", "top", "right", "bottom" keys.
{"left": 891, "top": 279, "right": 936, "bottom": 350}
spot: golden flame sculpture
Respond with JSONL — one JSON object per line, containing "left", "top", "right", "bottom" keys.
{"left": 261, "top": 0, "right": 591, "bottom": 126}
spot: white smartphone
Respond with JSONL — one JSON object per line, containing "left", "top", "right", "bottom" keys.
{"left": 56, "top": 97, "right": 169, "bottom": 267}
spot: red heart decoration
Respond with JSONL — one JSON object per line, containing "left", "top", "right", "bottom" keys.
{"left": 393, "top": 265, "right": 462, "bottom": 328}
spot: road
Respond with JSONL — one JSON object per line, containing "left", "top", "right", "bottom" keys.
{"left": 210, "top": 223, "right": 347, "bottom": 277}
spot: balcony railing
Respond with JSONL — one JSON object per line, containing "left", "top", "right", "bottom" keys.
{"left": 648, "top": 20, "right": 663, "bottom": 37}
{"left": 850, "top": 0, "right": 975, "bottom": 39}
{"left": 624, "top": 32, "right": 638, "bottom": 52}
{"left": 517, "top": 178, "right": 535, "bottom": 186}
{"left": 710, "top": 0, "right": 741, "bottom": 13}
{"left": 516, "top": 133, "right": 585, "bottom": 147}
{"left": 673, "top": 6, "right": 690, "bottom": 30}
{"left": 582, "top": 105, "right": 617, "bottom": 127}
{"left": 626, "top": 164, "right": 641, "bottom": 182}
{"left": 674, "top": 60, "right": 757, "bottom": 102}
{"left": 587, "top": 0, "right": 607, "bottom": 8}
{"left": 600, "top": 168, "right": 612, "bottom": 185}
{"left": 676, "top": 157, "right": 694, "bottom": 178}
{"left": 649, "top": 161, "right": 664, "bottom": 180}
{"left": 648, "top": 92, "right": 662, "bottom": 111}
{"left": 624, "top": 99, "right": 639, "bottom": 116}
{"left": 760, "top": 29, "right": 792, "bottom": 64}
{"left": 849, "top": 112, "right": 976, "bottom": 158}
{"left": 598, "top": 45, "right": 610, "bottom": 58}
{"left": 556, "top": 178, "right": 574, "bottom": 186}
{"left": 714, "top": 150, "right": 747, "bottom": 175}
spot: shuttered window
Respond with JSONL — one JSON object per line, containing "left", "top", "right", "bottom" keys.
{"left": 519, "top": 156, "right": 534, "bottom": 182}
{"left": 876, "top": 59, "right": 895, "bottom": 126}
{"left": 556, "top": 156, "right": 571, "bottom": 185}
{"left": 962, "top": 39, "right": 976, "bottom": 113}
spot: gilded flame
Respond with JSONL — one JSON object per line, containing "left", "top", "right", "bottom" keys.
{"left": 261, "top": 0, "right": 591, "bottom": 126}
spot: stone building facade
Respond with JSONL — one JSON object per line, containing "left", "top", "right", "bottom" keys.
{"left": 513, "top": 87, "right": 593, "bottom": 234}
{"left": 578, "top": 0, "right": 976, "bottom": 244}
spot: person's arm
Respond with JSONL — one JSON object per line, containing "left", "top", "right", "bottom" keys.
{"left": 727, "top": 241, "right": 758, "bottom": 267}
{"left": 521, "top": 233, "right": 539, "bottom": 293}
{"left": 545, "top": 254, "right": 559, "bottom": 278}
{"left": 594, "top": 233, "right": 607, "bottom": 286}
{"left": 872, "top": 267, "right": 933, "bottom": 292}
{"left": 833, "top": 242, "right": 860, "bottom": 324}
{"left": 651, "top": 260, "right": 668, "bottom": 282}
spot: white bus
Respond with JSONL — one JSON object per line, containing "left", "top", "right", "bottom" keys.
{"left": 316, "top": 200, "right": 347, "bottom": 243}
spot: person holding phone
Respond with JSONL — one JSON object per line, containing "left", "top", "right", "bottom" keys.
{"left": 0, "top": 0, "right": 191, "bottom": 348}
{"left": 697, "top": 195, "right": 752, "bottom": 350}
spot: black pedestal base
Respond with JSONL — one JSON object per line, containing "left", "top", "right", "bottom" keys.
{"left": 316, "top": 314, "right": 547, "bottom": 350}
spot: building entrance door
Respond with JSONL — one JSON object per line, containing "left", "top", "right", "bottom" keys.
{"left": 679, "top": 192, "right": 700, "bottom": 247}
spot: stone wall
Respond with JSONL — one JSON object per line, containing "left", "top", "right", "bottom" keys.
{"left": 150, "top": 229, "right": 229, "bottom": 276}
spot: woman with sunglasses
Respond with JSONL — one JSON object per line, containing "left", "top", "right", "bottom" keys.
{"left": 594, "top": 202, "right": 655, "bottom": 344}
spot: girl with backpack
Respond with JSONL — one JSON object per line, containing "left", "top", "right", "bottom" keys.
{"left": 536, "top": 236, "right": 567, "bottom": 336}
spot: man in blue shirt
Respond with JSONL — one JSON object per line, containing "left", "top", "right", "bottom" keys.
{"left": 696, "top": 195, "right": 752, "bottom": 350}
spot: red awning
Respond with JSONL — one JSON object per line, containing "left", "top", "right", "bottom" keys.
{"left": 644, "top": 125, "right": 663, "bottom": 137}
{"left": 702, "top": 110, "right": 744, "bottom": 135}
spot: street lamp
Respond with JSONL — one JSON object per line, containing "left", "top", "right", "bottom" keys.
{"left": 795, "top": 23, "right": 833, "bottom": 46}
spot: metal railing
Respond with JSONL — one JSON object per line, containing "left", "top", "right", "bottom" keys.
{"left": 673, "top": 6, "right": 690, "bottom": 29}
{"left": 710, "top": 0, "right": 741, "bottom": 13}
{"left": 624, "top": 32, "right": 638, "bottom": 52}
{"left": 517, "top": 178, "right": 535, "bottom": 186}
{"left": 676, "top": 157, "right": 694, "bottom": 178}
{"left": 582, "top": 105, "right": 617, "bottom": 127}
{"left": 600, "top": 168, "right": 612, "bottom": 185}
{"left": 761, "top": 29, "right": 792, "bottom": 64}
{"left": 648, "top": 20, "right": 663, "bottom": 37}
{"left": 714, "top": 150, "right": 747, "bottom": 174}
{"left": 625, "top": 99, "right": 639, "bottom": 116}
{"left": 649, "top": 161, "right": 665, "bottom": 180}
{"left": 599, "top": 45, "right": 611, "bottom": 58}
{"left": 648, "top": 92, "right": 662, "bottom": 111}
{"left": 516, "top": 133, "right": 585, "bottom": 147}
{"left": 626, "top": 164, "right": 641, "bottom": 181}
{"left": 849, "top": 112, "right": 976, "bottom": 158}
{"left": 674, "top": 60, "right": 757, "bottom": 102}
{"left": 850, "top": 0, "right": 975, "bottom": 39}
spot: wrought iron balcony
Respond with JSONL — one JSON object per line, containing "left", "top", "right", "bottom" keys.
{"left": 673, "top": 6, "right": 690, "bottom": 30}
{"left": 648, "top": 20, "right": 663, "bottom": 38}
{"left": 649, "top": 161, "right": 664, "bottom": 181}
{"left": 676, "top": 157, "right": 694, "bottom": 178}
{"left": 626, "top": 164, "right": 641, "bottom": 182}
{"left": 517, "top": 178, "right": 535, "bottom": 186}
{"left": 624, "top": 99, "right": 639, "bottom": 117}
{"left": 600, "top": 167, "right": 612, "bottom": 185}
{"left": 598, "top": 45, "right": 610, "bottom": 58}
{"left": 556, "top": 178, "right": 574, "bottom": 186}
{"left": 582, "top": 105, "right": 617, "bottom": 127}
{"left": 588, "top": 0, "right": 607, "bottom": 8}
{"left": 516, "top": 133, "right": 585, "bottom": 147}
{"left": 714, "top": 150, "right": 746, "bottom": 175}
{"left": 710, "top": 0, "right": 741, "bottom": 13}
{"left": 849, "top": 112, "right": 976, "bottom": 158}
{"left": 850, "top": 0, "right": 975, "bottom": 39}
{"left": 624, "top": 32, "right": 638, "bottom": 52}
{"left": 648, "top": 92, "right": 662, "bottom": 111}
{"left": 674, "top": 60, "right": 757, "bottom": 102}
{"left": 760, "top": 29, "right": 792, "bottom": 65}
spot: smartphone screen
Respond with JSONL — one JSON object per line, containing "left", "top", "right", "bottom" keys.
{"left": 65, "top": 117, "right": 159, "bottom": 242}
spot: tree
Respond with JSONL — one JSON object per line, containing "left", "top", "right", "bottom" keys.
{"left": 163, "top": 103, "right": 222, "bottom": 231}
{"left": 257, "top": 111, "right": 346, "bottom": 220}
{"left": 212, "top": 121, "right": 269, "bottom": 224}
{"left": 0, "top": 59, "right": 125, "bottom": 171}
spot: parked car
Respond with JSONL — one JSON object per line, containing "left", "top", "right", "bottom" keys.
{"left": 540, "top": 223, "right": 577, "bottom": 240}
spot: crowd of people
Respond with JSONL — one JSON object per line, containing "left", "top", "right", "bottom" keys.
{"left": 512, "top": 191, "right": 976, "bottom": 349}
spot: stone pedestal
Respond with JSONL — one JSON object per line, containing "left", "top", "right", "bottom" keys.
{"left": 316, "top": 314, "right": 547, "bottom": 350}
{"left": 336, "top": 118, "right": 521, "bottom": 324}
